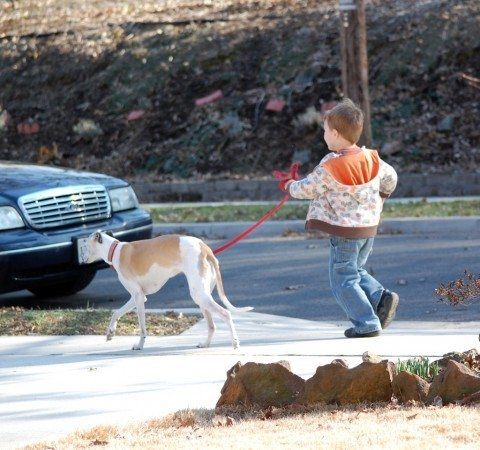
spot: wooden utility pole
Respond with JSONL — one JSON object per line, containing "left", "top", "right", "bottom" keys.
{"left": 339, "top": 0, "right": 372, "bottom": 146}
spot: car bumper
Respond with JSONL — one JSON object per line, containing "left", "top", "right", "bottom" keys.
{"left": 0, "top": 209, "right": 153, "bottom": 294}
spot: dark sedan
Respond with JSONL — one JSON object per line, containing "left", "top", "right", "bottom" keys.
{"left": 0, "top": 161, "right": 152, "bottom": 297}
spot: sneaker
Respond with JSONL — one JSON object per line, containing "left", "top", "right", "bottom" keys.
{"left": 377, "top": 290, "right": 400, "bottom": 329}
{"left": 344, "top": 328, "right": 380, "bottom": 338}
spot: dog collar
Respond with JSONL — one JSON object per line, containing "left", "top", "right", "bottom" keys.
{"left": 107, "top": 240, "right": 120, "bottom": 265}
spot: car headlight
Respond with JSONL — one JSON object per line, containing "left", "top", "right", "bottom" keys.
{"left": 0, "top": 206, "right": 25, "bottom": 231}
{"left": 109, "top": 186, "right": 139, "bottom": 212}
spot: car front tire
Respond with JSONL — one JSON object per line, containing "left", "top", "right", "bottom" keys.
{"left": 27, "top": 270, "right": 97, "bottom": 298}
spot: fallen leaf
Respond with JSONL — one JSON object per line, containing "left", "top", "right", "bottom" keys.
{"left": 285, "top": 284, "right": 305, "bottom": 291}
{"left": 225, "top": 416, "right": 235, "bottom": 426}
{"left": 127, "top": 110, "right": 145, "bottom": 121}
{"left": 17, "top": 122, "right": 40, "bottom": 135}
{"left": 266, "top": 98, "right": 286, "bottom": 112}
{"left": 91, "top": 439, "right": 108, "bottom": 446}
{"left": 37, "top": 143, "right": 59, "bottom": 164}
{"left": 320, "top": 100, "right": 337, "bottom": 115}
{"left": 195, "top": 90, "right": 223, "bottom": 106}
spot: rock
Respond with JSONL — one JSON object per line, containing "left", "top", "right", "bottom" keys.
{"left": 427, "top": 360, "right": 480, "bottom": 404}
{"left": 362, "top": 351, "right": 382, "bottom": 364}
{"left": 436, "top": 115, "right": 455, "bottom": 132}
{"left": 435, "top": 348, "right": 480, "bottom": 371}
{"left": 392, "top": 371, "right": 430, "bottom": 404}
{"left": 73, "top": 119, "right": 102, "bottom": 139}
{"left": 216, "top": 361, "right": 305, "bottom": 409}
{"left": 298, "top": 360, "right": 394, "bottom": 405}
{"left": 459, "top": 390, "right": 480, "bottom": 406}
{"left": 292, "top": 106, "right": 323, "bottom": 130}
{"left": 332, "top": 359, "right": 349, "bottom": 368}
{"left": 0, "top": 108, "right": 11, "bottom": 131}
{"left": 431, "top": 395, "right": 443, "bottom": 407}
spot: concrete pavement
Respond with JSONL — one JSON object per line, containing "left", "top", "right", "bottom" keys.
{"left": 1, "top": 310, "right": 479, "bottom": 449}
{"left": 1, "top": 207, "right": 480, "bottom": 448}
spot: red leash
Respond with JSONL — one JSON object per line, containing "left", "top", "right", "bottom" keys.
{"left": 213, "top": 194, "right": 290, "bottom": 255}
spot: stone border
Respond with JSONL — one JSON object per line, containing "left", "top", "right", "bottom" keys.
{"left": 132, "top": 173, "right": 480, "bottom": 203}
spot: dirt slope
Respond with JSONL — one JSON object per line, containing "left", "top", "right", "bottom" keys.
{"left": 0, "top": 0, "right": 479, "bottom": 181}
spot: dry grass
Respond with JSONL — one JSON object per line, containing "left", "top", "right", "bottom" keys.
{"left": 24, "top": 404, "right": 480, "bottom": 449}
{"left": 0, "top": 307, "right": 200, "bottom": 336}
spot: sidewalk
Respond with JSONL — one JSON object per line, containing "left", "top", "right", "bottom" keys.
{"left": 1, "top": 311, "right": 479, "bottom": 449}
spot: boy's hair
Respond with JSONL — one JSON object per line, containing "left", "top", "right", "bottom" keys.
{"left": 324, "top": 98, "right": 364, "bottom": 144}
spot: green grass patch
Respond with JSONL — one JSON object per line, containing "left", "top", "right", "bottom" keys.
{"left": 383, "top": 200, "right": 480, "bottom": 218}
{"left": 147, "top": 200, "right": 480, "bottom": 223}
{"left": 395, "top": 357, "right": 440, "bottom": 381}
{"left": 0, "top": 307, "right": 200, "bottom": 336}
{"left": 148, "top": 203, "right": 308, "bottom": 223}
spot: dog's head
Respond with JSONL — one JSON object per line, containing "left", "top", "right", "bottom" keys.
{"left": 82, "top": 230, "right": 113, "bottom": 263}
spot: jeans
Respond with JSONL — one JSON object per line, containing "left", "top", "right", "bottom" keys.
{"left": 329, "top": 236, "right": 383, "bottom": 333}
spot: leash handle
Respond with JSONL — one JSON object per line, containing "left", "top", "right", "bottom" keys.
{"left": 213, "top": 194, "right": 290, "bottom": 255}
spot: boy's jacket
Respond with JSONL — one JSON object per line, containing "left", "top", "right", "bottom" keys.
{"left": 288, "top": 148, "right": 397, "bottom": 238}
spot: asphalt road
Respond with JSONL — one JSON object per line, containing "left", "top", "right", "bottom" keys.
{"left": 2, "top": 232, "right": 480, "bottom": 322}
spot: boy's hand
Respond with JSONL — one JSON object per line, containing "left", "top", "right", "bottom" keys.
{"left": 273, "top": 163, "right": 299, "bottom": 192}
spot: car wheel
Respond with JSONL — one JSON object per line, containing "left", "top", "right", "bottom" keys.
{"left": 28, "top": 270, "right": 97, "bottom": 298}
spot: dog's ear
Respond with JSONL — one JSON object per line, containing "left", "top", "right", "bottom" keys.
{"left": 94, "top": 231, "right": 103, "bottom": 244}
{"left": 105, "top": 230, "right": 114, "bottom": 238}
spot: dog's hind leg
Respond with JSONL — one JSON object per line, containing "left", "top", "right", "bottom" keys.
{"left": 185, "top": 260, "right": 240, "bottom": 349}
{"left": 195, "top": 292, "right": 240, "bottom": 349}
{"left": 106, "top": 296, "right": 136, "bottom": 342}
{"left": 197, "top": 307, "right": 215, "bottom": 348}
{"left": 209, "top": 299, "right": 240, "bottom": 349}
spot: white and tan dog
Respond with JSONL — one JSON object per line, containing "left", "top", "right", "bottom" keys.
{"left": 84, "top": 231, "right": 253, "bottom": 350}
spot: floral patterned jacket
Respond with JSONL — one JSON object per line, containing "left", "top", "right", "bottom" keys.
{"left": 288, "top": 148, "right": 397, "bottom": 238}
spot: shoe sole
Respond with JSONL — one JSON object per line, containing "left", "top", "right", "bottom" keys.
{"left": 344, "top": 329, "right": 380, "bottom": 338}
{"left": 379, "top": 292, "right": 399, "bottom": 329}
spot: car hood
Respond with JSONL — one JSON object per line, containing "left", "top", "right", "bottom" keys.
{"left": 0, "top": 161, "right": 127, "bottom": 201}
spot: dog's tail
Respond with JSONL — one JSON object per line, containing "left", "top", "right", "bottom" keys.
{"left": 206, "top": 250, "right": 254, "bottom": 313}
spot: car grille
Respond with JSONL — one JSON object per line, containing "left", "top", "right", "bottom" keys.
{"left": 18, "top": 185, "right": 111, "bottom": 229}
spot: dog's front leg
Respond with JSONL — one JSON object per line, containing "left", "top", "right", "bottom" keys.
{"left": 107, "top": 296, "right": 136, "bottom": 342}
{"left": 132, "top": 291, "right": 147, "bottom": 350}
{"left": 197, "top": 308, "right": 215, "bottom": 348}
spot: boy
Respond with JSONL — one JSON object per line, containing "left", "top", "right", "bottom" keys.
{"left": 280, "top": 98, "right": 399, "bottom": 338}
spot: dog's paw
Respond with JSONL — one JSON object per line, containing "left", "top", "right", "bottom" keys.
{"left": 233, "top": 339, "right": 240, "bottom": 350}
{"left": 196, "top": 342, "right": 209, "bottom": 348}
{"left": 106, "top": 328, "right": 115, "bottom": 341}
{"left": 132, "top": 345, "right": 143, "bottom": 351}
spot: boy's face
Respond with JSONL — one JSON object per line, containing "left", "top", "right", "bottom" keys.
{"left": 323, "top": 120, "right": 339, "bottom": 151}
